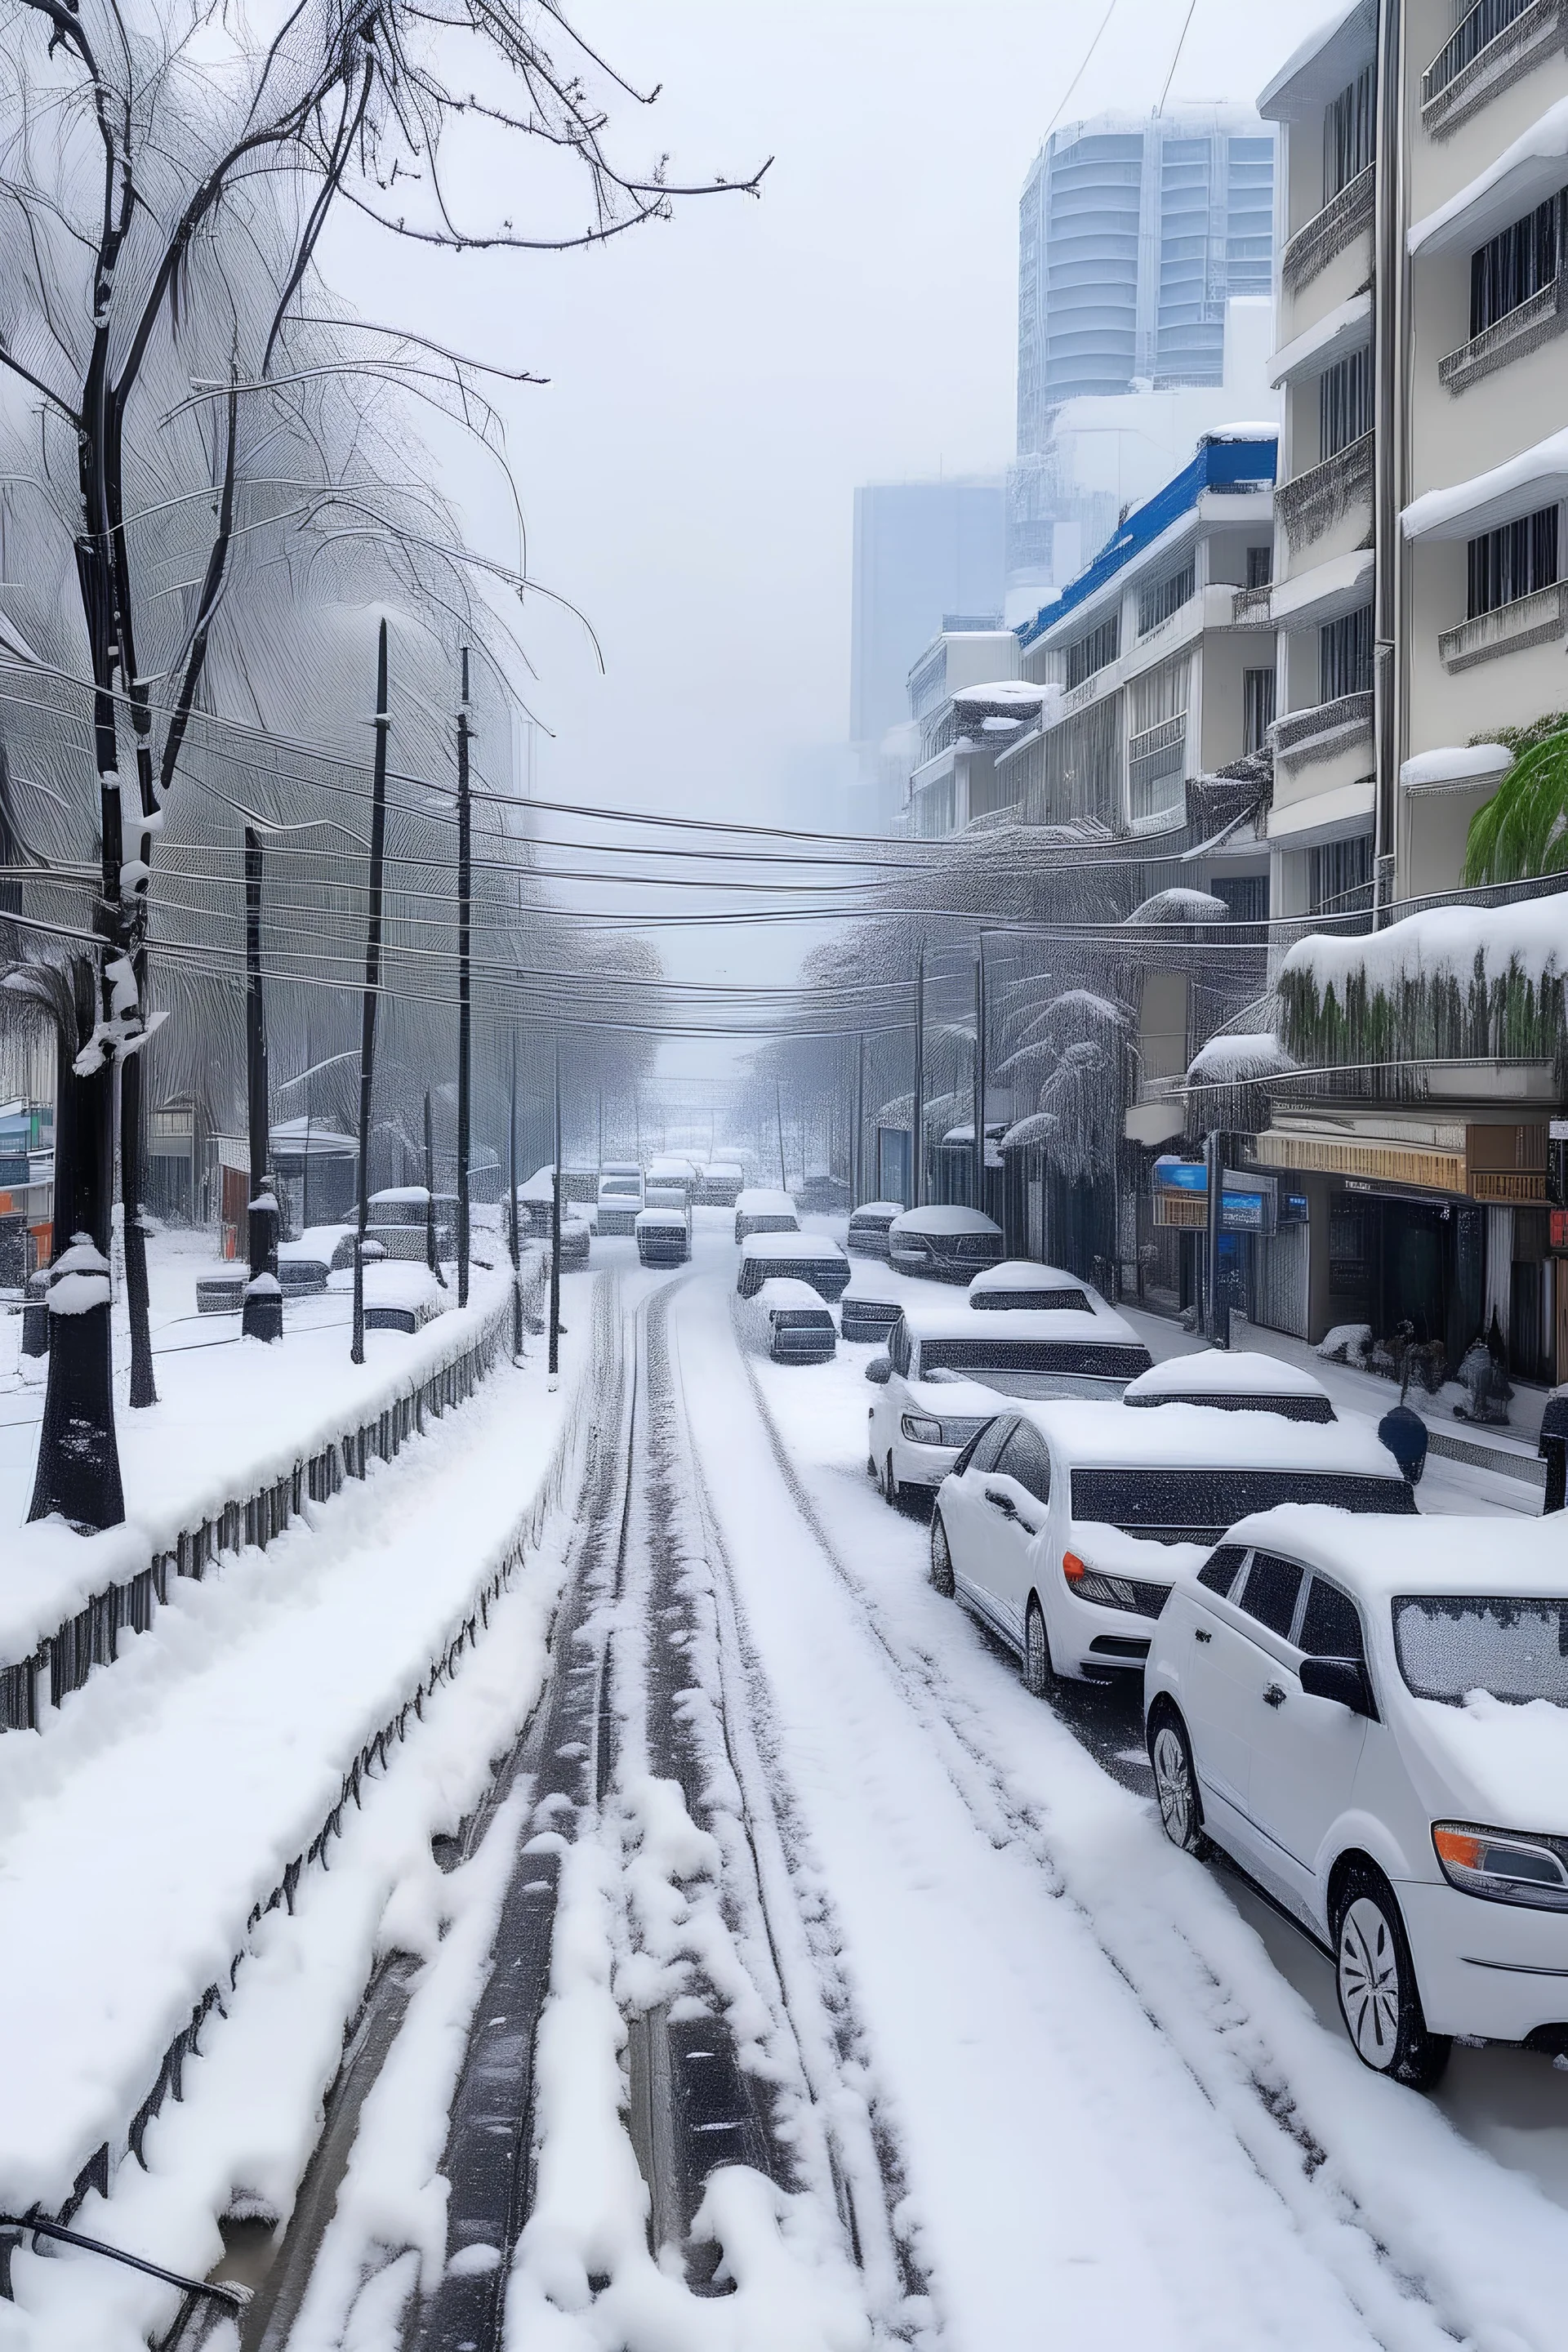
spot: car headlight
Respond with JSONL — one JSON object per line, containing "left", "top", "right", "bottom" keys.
{"left": 1062, "top": 1551, "right": 1166, "bottom": 1616}
{"left": 901, "top": 1414, "right": 943, "bottom": 1445}
{"left": 1432, "top": 1824, "right": 1568, "bottom": 1910}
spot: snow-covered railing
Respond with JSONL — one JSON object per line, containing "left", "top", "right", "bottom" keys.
{"left": 0, "top": 1261, "right": 543, "bottom": 1734}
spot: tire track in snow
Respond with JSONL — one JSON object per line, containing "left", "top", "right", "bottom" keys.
{"left": 706, "top": 1284, "right": 1483, "bottom": 2352}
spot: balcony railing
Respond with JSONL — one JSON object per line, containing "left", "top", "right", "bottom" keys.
{"left": 1270, "top": 689, "right": 1374, "bottom": 765}
{"left": 1438, "top": 272, "right": 1568, "bottom": 391}
{"left": 1231, "top": 581, "right": 1273, "bottom": 624}
{"left": 1423, "top": 0, "right": 1558, "bottom": 127}
{"left": 1281, "top": 164, "right": 1374, "bottom": 295}
{"left": 1275, "top": 431, "right": 1374, "bottom": 550}
{"left": 1127, "top": 713, "right": 1187, "bottom": 824}
{"left": 1438, "top": 581, "right": 1568, "bottom": 671}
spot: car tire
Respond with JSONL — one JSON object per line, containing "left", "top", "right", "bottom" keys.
{"left": 1332, "top": 1864, "right": 1450, "bottom": 2090}
{"left": 1147, "top": 1704, "right": 1208, "bottom": 1857}
{"left": 1023, "top": 1598, "right": 1056, "bottom": 1699}
{"left": 929, "top": 1511, "right": 956, "bottom": 1597}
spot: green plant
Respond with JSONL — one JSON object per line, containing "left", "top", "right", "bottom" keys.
{"left": 1463, "top": 724, "right": 1568, "bottom": 884}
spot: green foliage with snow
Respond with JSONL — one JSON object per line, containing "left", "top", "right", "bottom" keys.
{"left": 1463, "top": 721, "right": 1568, "bottom": 884}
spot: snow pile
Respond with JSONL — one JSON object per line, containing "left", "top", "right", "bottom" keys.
{"left": 1125, "top": 888, "right": 1230, "bottom": 925}
{"left": 1124, "top": 1349, "right": 1331, "bottom": 1405}
{"left": 1185, "top": 1031, "right": 1296, "bottom": 1081}
{"left": 1401, "top": 744, "right": 1512, "bottom": 792}
{"left": 1281, "top": 893, "right": 1568, "bottom": 997}
{"left": 1402, "top": 422, "right": 1568, "bottom": 541}
{"left": 1408, "top": 96, "right": 1568, "bottom": 256}
{"left": 1316, "top": 1322, "right": 1374, "bottom": 1368}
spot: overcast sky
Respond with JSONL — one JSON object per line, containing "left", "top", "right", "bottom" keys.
{"left": 327, "top": 0, "right": 1330, "bottom": 1086}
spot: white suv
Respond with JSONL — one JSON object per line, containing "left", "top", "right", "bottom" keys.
{"left": 1145, "top": 1507, "right": 1568, "bottom": 2087}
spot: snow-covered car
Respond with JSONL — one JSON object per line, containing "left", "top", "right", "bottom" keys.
{"left": 840, "top": 1293, "right": 902, "bottom": 1347}
{"left": 644, "top": 1179, "right": 691, "bottom": 1214}
{"left": 888, "top": 1205, "right": 1004, "bottom": 1281}
{"left": 1122, "top": 1350, "right": 1337, "bottom": 1423}
{"left": 546, "top": 1209, "right": 591, "bottom": 1267}
{"left": 754, "top": 1276, "right": 837, "bottom": 1365}
{"left": 967, "top": 1259, "right": 1102, "bottom": 1312}
{"left": 737, "top": 1230, "right": 850, "bottom": 1302}
{"left": 930, "top": 1400, "right": 1414, "bottom": 1690}
{"left": 635, "top": 1207, "right": 690, "bottom": 1267}
{"left": 698, "top": 1160, "right": 745, "bottom": 1207}
{"left": 847, "top": 1200, "right": 903, "bottom": 1258}
{"left": 515, "top": 1167, "right": 559, "bottom": 1237}
{"left": 866, "top": 1300, "right": 1152, "bottom": 1503}
{"left": 734, "top": 1187, "right": 800, "bottom": 1243}
{"left": 596, "top": 1166, "right": 644, "bottom": 1236}
{"left": 1144, "top": 1510, "right": 1568, "bottom": 2088}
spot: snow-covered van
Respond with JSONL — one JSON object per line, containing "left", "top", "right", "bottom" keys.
{"left": 698, "top": 1160, "right": 746, "bottom": 1208}
{"left": 967, "top": 1260, "right": 1103, "bottom": 1313}
{"left": 635, "top": 1206, "right": 689, "bottom": 1267}
{"left": 737, "top": 1231, "right": 850, "bottom": 1303}
{"left": 930, "top": 1400, "right": 1412, "bottom": 1692}
{"left": 887, "top": 1205, "right": 1004, "bottom": 1281}
{"left": 596, "top": 1166, "right": 644, "bottom": 1236}
{"left": 1146, "top": 1511, "right": 1568, "bottom": 2088}
{"left": 734, "top": 1187, "right": 799, "bottom": 1244}
{"left": 754, "top": 1276, "right": 837, "bottom": 1365}
{"left": 865, "top": 1299, "right": 1152, "bottom": 1503}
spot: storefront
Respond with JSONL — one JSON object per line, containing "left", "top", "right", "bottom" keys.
{"left": 1147, "top": 1158, "right": 1309, "bottom": 1331}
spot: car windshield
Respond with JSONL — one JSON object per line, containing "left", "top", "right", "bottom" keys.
{"left": 1069, "top": 1467, "right": 1415, "bottom": 1543}
{"left": 967, "top": 1370, "right": 1128, "bottom": 1401}
{"left": 1393, "top": 1597, "right": 1568, "bottom": 1706}
{"left": 970, "top": 1288, "right": 1091, "bottom": 1313}
{"left": 601, "top": 1179, "right": 640, "bottom": 1196}
{"left": 919, "top": 1338, "right": 1149, "bottom": 1379}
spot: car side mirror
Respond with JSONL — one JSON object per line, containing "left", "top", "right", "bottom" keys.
{"left": 1299, "top": 1656, "right": 1375, "bottom": 1719}
{"left": 865, "top": 1356, "right": 892, "bottom": 1385}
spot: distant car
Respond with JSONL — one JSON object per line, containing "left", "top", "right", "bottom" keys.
{"left": 737, "top": 1231, "right": 850, "bottom": 1302}
{"left": 635, "top": 1206, "right": 690, "bottom": 1267}
{"left": 644, "top": 1179, "right": 691, "bottom": 1213}
{"left": 597, "top": 1168, "right": 644, "bottom": 1236}
{"left": 888, "top": 1205, "right": 1004, "bottom": 1281}
{"left": 515, "top": 1168, "right": 558, "bottom": 1238}
{"left": 548, "top": 1210, "right": 591, "bottom": 1267}
{"left": 840, "top": 1293, "right": 902, "bottom": 1347}
{"left": 847, "top": 1201, "right": 903, "bottom": 1258}
{"left": 931, "top": 1401, "right": 1414, "bottom": 1696}
{"left": 1122, "top": 1350, "right": 1337, "bottom": 1423}
{"left": 968, "top": 1259, "right": 1101, "bottom": 1312}
{"left": 755, "top": 1276, "right": 837, "bottom": 1365}
{"left": 866, "top": 1299, "right": 1152, "bottom": 1505}
{"left": 699, "top": 1160, "right": 746, "bottom": 1208}
{"left": 734, "top": 1187, "right": 800, "bottom": 1243}
{"left": 1144, "top": 1509, "right": 1568, "bottom": 2089}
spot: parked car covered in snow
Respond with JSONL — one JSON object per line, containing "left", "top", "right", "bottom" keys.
{"left": 1145, "top": 1510, "right": 1568, "bottom": 2087}
{"left": 644, "top": 1179, "right": 691, "bottom": 1214}
{"left": 929, "top": 1401, "right": 1414, "bottom": 1694}
{"left": 734, "top": 1187, "right": 800, "bottom": 1243}
{"left": 635, "top": 1206, "right": 690, "bottom": 1267}
{"left": 547, "top": 1209, "right": 591, "bottom": 1267}
{"left": 866, "top": 1299, "right": 1152, "bottom": 1503}
{"left": 847, "top": 1200, "right": 903, "bottom": 1258}
{"left": 888, "top": 1205, "right": 1004, "bottom": 1281}
{"left": 840, "top": 1292, "right": 902, "bottom": 1347}
{"left": 737, "top": 1230, "right": 850, "bottom": 1302}
{"left": 967, "top": 1260, "right": 1102, "bottom": 1312}
{"left": 1122, "top": 1351, "right": 1336, "bottom": 1423}
{"left": 596, "top": 1165, "right": 644, "bottom": 1235}
{"left": 754, "top": 1276, "right": 837, "bottom": 1365}
{"left": 698, "top": 1160, "right": 746, "bottom": 1207}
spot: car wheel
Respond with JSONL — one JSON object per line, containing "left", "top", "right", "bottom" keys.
{"left": 1022, "top": 1598, "right": 1055, "bottom": 1699}
{"left": 929, "top": 1511, "right": 956, "bottom": 1597}
{"left": 1333, "top": 1864, "right": 1450, "bottom": 2089}
{"left": 1148, "top": 1705, "right": 1207, "bottom": 1856}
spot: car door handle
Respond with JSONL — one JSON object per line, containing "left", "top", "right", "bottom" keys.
{"left": 1193, "top": 1628, "right": 1212, "bottom": 1645}
{"left": 983, "top": 1487, "right": 1017, "bottom": 1518}
{"left": 1263, "top": 1682, "right": 1287, "bottom": 1708}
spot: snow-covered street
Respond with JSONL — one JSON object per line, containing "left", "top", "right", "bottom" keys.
{"left": 7, "top": 1218, "right": 1565, "bottom": 2352}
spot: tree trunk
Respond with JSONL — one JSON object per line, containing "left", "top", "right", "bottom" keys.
{"left": 120, "top": 1031, "right": 157, "bottom": 1404}
{"left": 549, "top": 1041, "right": 561, "bottom": 1379}
{"left": 508, "top": 1035, "right": 523, "bottom": 1361}
{"left": 352, "top": 621, "right": 390, "bottom": 1367}
{"left": 242, "top": 830, "right": 282, "bottom": 1342}
{"left": 29, "top": 960, "right": 124, "bottom": 1529}
{"left": 456, "top": 651, "right": 472, "bottom": 1311}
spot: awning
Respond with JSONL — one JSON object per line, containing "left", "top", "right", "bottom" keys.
{"left": 1259, "top": 0, "right": 1375, "bottom": 121}
{"left": 1269, "top": 547, "right": 1375, "bottom": 630}
{"left": 1409, "top": 96, "right": 1568, "bottom": 257}
{"left": 1268, "top": 291, "right": 1373, "bottom": 388}
{"left": 1402, "top": 425, "right": 1568, "bottom": 541}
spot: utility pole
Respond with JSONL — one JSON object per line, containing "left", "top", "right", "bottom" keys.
{"left": 912, "top": 944, "right": 926, "bottom": 1209}
{"left": 424, "top": 1089, "right": 445, "bottom": 1286}
{"left": 971, "top": 942, "right": 987, "bottom": 1214}
{"left": 351, "top": 620, "right": 390, "bottom": 1368}
{"left": 853, "top": 1033, "right": 866, "bottom": 1206}
{"left": 775, "top": 1080, "right": 787, "bottom": 1191}
{"left": 1204, "top": 1128, "right": 1226, "bottom": 1348}
{"left": 1372, "top": 0, "right": 1406, "bottom": 926}
{"left": 508, "top": 1034, "right": 523, "bottom": 1362}
{"left": 242, "top": 828, "right": 281, "bottom": 1341}
{"left": 456, "top": 648, "right": 472, "bottom": 1308}
{"left": 549, "top": 1040, "right": 563, "bottom": 1383}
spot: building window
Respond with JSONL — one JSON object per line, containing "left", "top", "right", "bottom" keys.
{"left": 1324, "top": 65, "right": 1374, "bottom": 203}
{"left": 1243, "top": 666, "right": 1276, "bottom": 752}
{"left": 1246, "top": 543, "right": 1272, "bottom": 589}
{"left": 1470, "top": 192, "right": 1564, "bottom": 336}
{"left": 1065, "top": 613, "right": 1120, "bottom": 690}
{"left": 1137, "top": 557, "right": 1196, "bottom": 636}
{"left": 1467, "top": 505, "right": 1559, "bottom": 617}
{"left": 1319, "top": 605, "right": 1374, "bottom": 701}
{"left": 1310, "top": 832, "right": 1373, "bottom": 915}
{"left": 1210, "top": 873, "right": 1269, "bottom": 924}
{"left": 1319, "top": 347, "right": 1372, "bottom": 458}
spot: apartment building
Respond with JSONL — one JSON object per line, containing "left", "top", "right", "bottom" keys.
{"left": 896, "top": 626, "right": 1029, "bottom": 838}
{"left": 1250, "top": 0, "right": 1565, "bottom": 1383}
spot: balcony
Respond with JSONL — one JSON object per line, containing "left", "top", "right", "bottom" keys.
{"left": 1231, "top": 582, "right": 1273, "bottom": 625}
{"left": 1422, "top": 0, "right": 1564, "bottom": 135}
{"left": 1270, "top": 690, "right": 1374, "bottom": 768}
{"left": 1274, "top": 431, "right": 1374, "bottom": 552}
{"left": 1281, "top": 164, "right": 1374, "bottom": 296}
{"left": 1438, "top": 580, "right": 1568, "bottom": 670}
{"left": 1439, "top": 273, "right": 1568, "bottom": 393}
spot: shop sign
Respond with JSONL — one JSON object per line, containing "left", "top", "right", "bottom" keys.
{"left": 1551, "top": 1208, "right": 1568, "bottom": 1254}
{"left": 1152, "top": 1157, "right": 1279, "bottom": 1236}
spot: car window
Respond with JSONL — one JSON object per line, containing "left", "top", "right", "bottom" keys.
{"left": 957, "top": 1418, "right": 1012, "bottom": 1477}
{"left": 1197, "top": 1543, "right": 1248, "bottom": 1597}
{"left": 996, "top": 1422, "right": 1052, "bottom": 1505}
{"left": 889, "top": 1321, "right": 911, "bottom": 1377}
{"left": 1237, "top": 1551, "right": 1304, "bottom": 1642}
{"left": 1299, "top": 1576, "right": 1365, "bottom": 1662}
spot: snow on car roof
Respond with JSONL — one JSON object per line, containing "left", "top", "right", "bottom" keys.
{"left": 755, "top": 1277, "right": 833, "bottom": 1312}
{"left": 1122, "top": 1351, "right": 1332, "bottom": 1405}
{"left": 371, "top": 1185, "right": 432, "bottom": 1205}
{"left": 1220, "top": 1505, "right": 1568, "bottom": 1597}
{"left": 899, "top": 1298, "right": 1139, "bottom": 1346}
{"left": 969, "top": 1259, "right": 1098, "bottom": 1297}
{"left": 739, "top": 1231, "right": 847, "bottom": 1261}
{"left": 600, "top": 1161, "right": 640, "bottom": 1176}
{"left": 736, "top": 1187, "right": 796, "bottom": 1212}
{"left": 1011, "top": 1400, "right": 1396, "bottom": 1477}
{"left": 706, "top": 1160, "right": 745, "bottom": 1176}
{"left": 849, "top": 1200, "right": 904, "bottom": 1221}
{"left": 889, "top": 1206, "right": 1002, "bottom": 1236}
{"left": 635, "top": 1207, "right": 688, "bottom": 1228}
